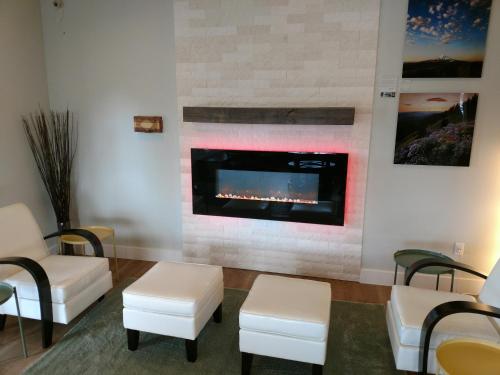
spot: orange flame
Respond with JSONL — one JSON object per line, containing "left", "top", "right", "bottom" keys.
{"left": 215, "top": 193, "right": 318, "bottom": 205}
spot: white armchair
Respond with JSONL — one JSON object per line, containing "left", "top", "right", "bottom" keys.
{"left": 386, "top": 256, "right": 500, "bottom": 374}
{"left": 0, "top": 203, "right": 113, "bottom": 347}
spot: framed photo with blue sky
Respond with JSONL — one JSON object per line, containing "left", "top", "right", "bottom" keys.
{"left": 403, "top": 0, "right": 492, "bottom": 78}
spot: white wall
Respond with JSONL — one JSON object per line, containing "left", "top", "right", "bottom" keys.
{"left": 40, "top": 0, "right": 183, "bottom": 258}
{"left": 0, "top": 0, "right": 55, "bottom": 233}
{"left": 39, "top": 0, "right": 500, "bottom": 285}
{"left": 362, "top": 0, "right": 500, "bottom": 285}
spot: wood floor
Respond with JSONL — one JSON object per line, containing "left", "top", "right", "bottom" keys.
{"left": 0, "top": 258, "right": 391, "bottom": 375}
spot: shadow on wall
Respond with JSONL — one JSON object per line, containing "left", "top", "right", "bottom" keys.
{"left": 83, "top": 215, "right": 144, "bottom": 246}
{"left": 401, "top": 241, "right": 454, "bottom": 256}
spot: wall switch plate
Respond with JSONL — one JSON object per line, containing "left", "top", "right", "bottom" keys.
{"left": 453, "top": 242, "right": 465, "bottom": 257}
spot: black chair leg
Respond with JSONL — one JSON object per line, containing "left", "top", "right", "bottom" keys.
{"left": 42, "top": 318, "right": 53, "bottom": 348}
{"left": 0, "top": 314, "right": 6, "bottom": 330}
{"left": 312, "top": 364, "right": 323, "bottom": 375}
{"left": 213, "top": 303, "right": 222, "bottom": 323}
{"left": 242, "top": 352, "right": 253, "bottom": 375}
{"left": 185, "top": 338, "right": 198, "bottom": 362}
{"left": 127, "top": 329, "right": 139, "bottom": 351}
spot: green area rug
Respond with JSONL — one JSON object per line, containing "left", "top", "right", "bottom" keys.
{"left": 25, "top": 280, "right": 402, "bottom": 374}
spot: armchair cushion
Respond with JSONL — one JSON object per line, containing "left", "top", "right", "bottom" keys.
{"left": 479, "top": 260, "right": 500, "bottom": 328}
{"left": 3, "top": 255, "right": 110, "bottom": 304}
{"left": 391, "top": 285, "right": 499, "bottom": 349}
{"left": 0, "top": 203, "right": 49, "bottom": 280}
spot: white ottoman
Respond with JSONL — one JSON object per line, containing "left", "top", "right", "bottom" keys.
{"left": 239, "top": 275, "right": 331, "bottom": 375}
{"left": 122, "top": 261, "right": 223, "bottom": 362}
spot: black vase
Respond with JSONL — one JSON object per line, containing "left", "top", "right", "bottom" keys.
{"left": 57, "top": 220, "right": 74, "bottom": 255}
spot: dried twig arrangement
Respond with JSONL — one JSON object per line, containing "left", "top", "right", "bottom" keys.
{"left": 23, "top": 109, "right": 77, "bottom": 230}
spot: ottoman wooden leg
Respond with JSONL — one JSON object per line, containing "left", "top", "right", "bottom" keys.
{"left": 242, "top": 352, "right": 253, "bottom": 375}
{"left": 312, "top": 364, "right": 323, "bottom": 375}
{"left": 0, "top": 314, "right": 6, "bottom": 330}
{"left": 185, "top": 338, "right": 198, "bottom": 362}
{"left": 127, "top": 329, "right": 140, "bottom": 351}
{"left": 213, "top": 303, "right": 222, "bottom": 323}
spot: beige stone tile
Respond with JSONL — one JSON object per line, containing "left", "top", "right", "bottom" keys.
{"left": 174, "top": 0, "right": 379, "bottom": 281}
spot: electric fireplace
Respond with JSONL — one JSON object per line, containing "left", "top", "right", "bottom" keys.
{"left": 191, "top": 149, "right": 348, "bottom": 225}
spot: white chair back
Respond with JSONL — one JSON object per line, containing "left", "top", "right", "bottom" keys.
{"left": 479, "top": 257, "right": 500, "bottom": 328}
{"left": 0, "top": 203, "right": 49, "bottom": 279}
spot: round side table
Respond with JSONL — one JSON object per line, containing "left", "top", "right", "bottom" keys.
{"left": 59, "top": 226, "right": 119, "bottom": 280}
{"left": 436, "top": 338, "right": 500, "bottom": 374}
{"left": 393, "top": 249, "right": 455, "bottom": 291}
{"left": 0, "top": 282, "right": 28, "bottom": 357}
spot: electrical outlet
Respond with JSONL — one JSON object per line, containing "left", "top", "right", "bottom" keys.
{"left": 453, "top": 242, "right": 465, "bottom": 258}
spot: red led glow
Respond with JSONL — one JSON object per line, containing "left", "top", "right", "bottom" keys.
{"left": 186, "top": 136, "right": 353, "bottom": 226}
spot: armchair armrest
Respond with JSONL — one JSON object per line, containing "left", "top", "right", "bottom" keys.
{"left": 44, "top": 229, "right": 104, "bottom": 257}
{"left": 405, "top": 258, "right": 487, "bottom": 286}
{"left": 419, "top": 300, "right": 500, "bottom": 375}
{"left": 0, "top": 257, "right": 53, "bottom": 348}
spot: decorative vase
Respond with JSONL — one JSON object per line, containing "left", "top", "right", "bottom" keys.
{"left": 57, "top": 220, "right": 74, "bottom": 255}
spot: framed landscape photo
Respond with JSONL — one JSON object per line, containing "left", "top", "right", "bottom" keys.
{"left": 394, "top": 93, "right": 478, "bottom": 166}
{"left": 403, "top": 0, "right": 492, "bottom": 78}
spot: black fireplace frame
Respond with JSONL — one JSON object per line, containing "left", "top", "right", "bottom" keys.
{"left": 191, "top": 149, "right": 348, "bottom": 226}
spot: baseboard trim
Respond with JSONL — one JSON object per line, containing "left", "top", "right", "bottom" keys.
{"left": 50, "top": 242, "right": 182, "bottom": 262}
{"left": 360, "top": 267, "right": 484, "bottom": 294}
{"left": 48, "top": 244, "right": 58, "bottom": 255}
{"left": 77, "top": 243, "right": 485, "bottom": 294}
{"left": 102, "top": 244, "right": 182, "bottom": 262}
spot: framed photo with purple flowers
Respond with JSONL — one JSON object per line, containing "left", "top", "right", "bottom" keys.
{"left": 394, "top": 93, "right": 478, "bottom": 166}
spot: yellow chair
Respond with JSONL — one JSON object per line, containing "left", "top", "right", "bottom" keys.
{"left": 436, "top": 338, "right": 500, "bottom": 375}
{"left": 59, "top": 226, "right": 119, "bottom": 280}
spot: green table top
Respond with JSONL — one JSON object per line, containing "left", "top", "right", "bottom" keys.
{"left": 394, "top": 249, "right": 455, "bottom": 275}
{"left": 0, "top": 282, "right": 14, "bottom": 305}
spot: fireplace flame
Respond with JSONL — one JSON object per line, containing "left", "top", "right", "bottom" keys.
{"left": 215, "top": 193, "right": 318, "bottom": 205}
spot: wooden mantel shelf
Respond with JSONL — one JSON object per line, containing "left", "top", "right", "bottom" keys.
{"left": 183, "top": 106, "right": 355, "bottom": 125}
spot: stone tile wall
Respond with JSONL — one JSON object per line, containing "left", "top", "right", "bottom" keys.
{"left": 175, "top": 0, "right": 380, "bottom": 280}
